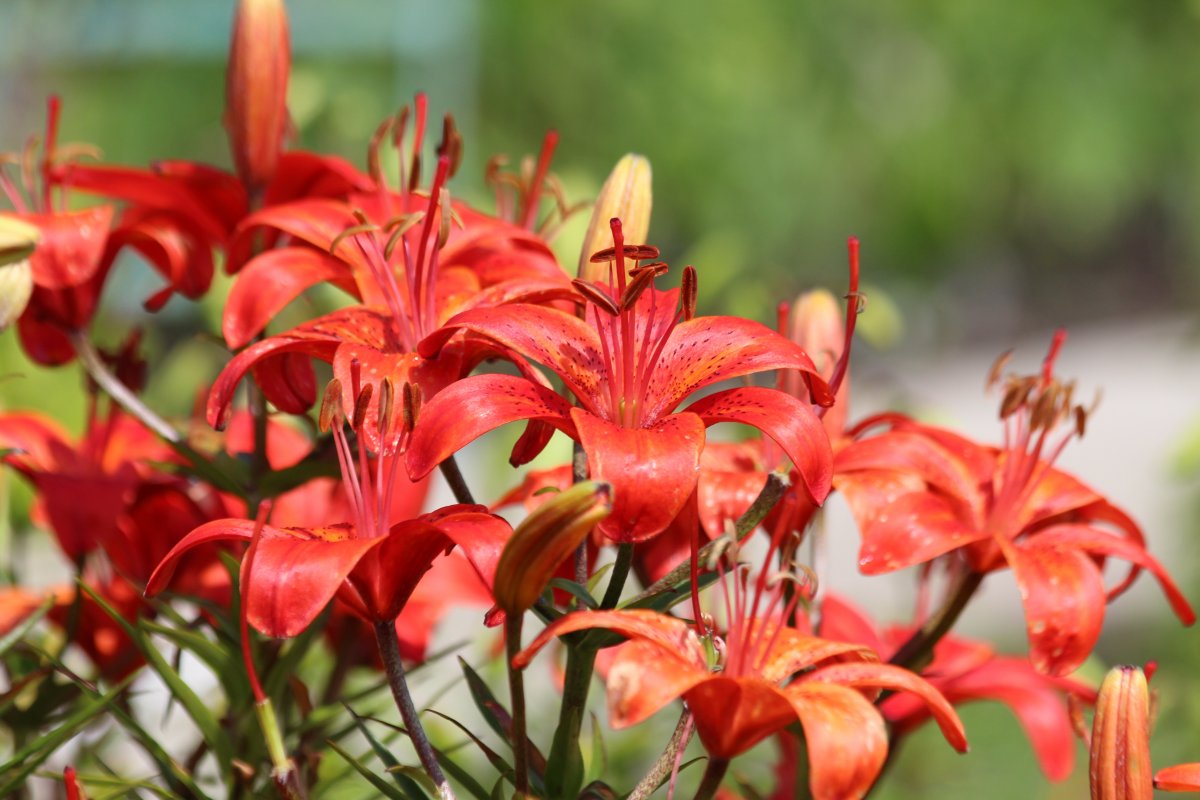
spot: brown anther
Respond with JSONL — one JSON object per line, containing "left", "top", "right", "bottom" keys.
{"left": 588, "top": 243, "right": 661, "bottom": 263}
{"left": 1074, "top": 405, "right": 1088, "bottom": 438}
{"left": 382, "top": 213, "right": 425, "bottom": 259}
{"left": 681, "top": 265, "right": 698, "bottom": 321}
{"left": 378, "top": 377, "right": 394, "bottom": 439}
{"left": 401, "top": 381, "right": 420, "bottom": 432}
{"left": 407, "top": 155, "right": 422, "bottom": 194}
{"left": 619, "top": 265, "right": 659, "bottom": 311}
{"left": 436, "top": 113, "right": 463, "bottom": 179}
{"left": 999, "top": 378, "right": 1034, "bottom": 419}
{"left": 845, "top": 290, "right": 868, "bottom": 315}
{"left": 329, "top": 222, "right": 378, "bottom": 255}
{"left": 986, "top": 350, "right": 1013, "bottom": 390}
{"left": 571, "top": 279, "right": 621, "bottom": 316}
{"left": 367, "top": 114, "right": 394, "bottom": 184}
{"left": 629, "top": 261, "right": 669, "bottom": 278}
{"left": 318, "top": 379, "right": 343, "bottom": 432}
{"left": 438, "top": 187, "right": 452, "bottom": 248}
{"left": 484, "top": 154, "right": 508, "bottom": 186}
{"left": 352, "top": 382, "right": 374, "bottom": 431}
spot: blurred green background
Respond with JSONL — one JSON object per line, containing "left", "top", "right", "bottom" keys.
{"left": 1, "top": 0, "right": 1198, "bottom": 796}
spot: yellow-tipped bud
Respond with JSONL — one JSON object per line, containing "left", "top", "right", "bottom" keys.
{"left": 0, "top": 217, "right": 38, "bottom": 331}
{"left": 1090, "top": 665, "right": 1153, "bottom": 800}
{"left": 578, "top": 155, "right": 652, "bottom": 282}
{"left": 494, "top": 481, "right": 612, "bottom": 615}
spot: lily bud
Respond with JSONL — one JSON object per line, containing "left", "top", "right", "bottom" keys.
{"left": 0, "top": 217, "right": 38, "bottom": 330}
{"left": 494, "top": 481, "right": 611, "bottom": 615}
{"left": 1090, "top": 665, "right": 1152, "bottom": 800}
{"left": 578, "top": 154, "right": 651, "bottom": 282}
{"left": 786, "top": 288, "right": 847, "bottom": 435}
{"left": 225, "top": 0, "right": 290, "bottom": 192}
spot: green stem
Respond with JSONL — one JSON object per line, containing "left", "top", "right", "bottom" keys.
{"left": 373, "top": 621, "right": 456, "bottom": 800}
{"left": 692, "top": 757, "right": 729, "bottom": 800}
{"left": 505, "top": 616, "right": 530, "bottom": 798}
{"left": 544, "top": 642, "right": 596, "bottom": 798}
{"left": 439, "top": 456, "right": 475, "bottom": 505}
{"left": 888, "top": 569, "right": 984, "bottom": 671}
{"left": 70, "top": 330, "right": 179, "bottom": 443}
{"left": 626, "top": 471, "right": 791, "bottom": 607}
{"left": 627, "top": 711, "right": 694, "bottom": 800}
{"left": 600, "top": 543, "right": 634, "bottom": 609}
{"left": 572, "top": 440, "right": 589, "bottom": 584}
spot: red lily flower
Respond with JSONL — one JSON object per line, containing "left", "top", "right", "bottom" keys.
{"left": 833, "top": 331, "right": 1195, "bottom": 674}
{"left": 408, "top": 219, "right": 835, "bottom": 542}
{"left": 149, "top": 376, "right": 511, "bottom": 637}
{"left": 819, "top": 593, "right": 1095, "bottom": 781}
{"left": 514, "top": 558, "right": 967, "bottom": 799}
{"left": 1156, "top": 764, "right": 1200, "bottom": 792}
{"left": 0, "top": 407, "right": 170, "bottom": 562}
{"left": 206, "top": 139, "right": 571, "bottom": 451}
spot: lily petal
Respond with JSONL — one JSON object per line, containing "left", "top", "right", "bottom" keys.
{"left": 684, "top": 386, "right": 833, "bottom": 505}
{"left": 512, "top": 609, "right": 707, "bottom": 672}
{"left": 783, "top": 682, "right": 888, "bottom": 800}
{"left": 147, "top": 519, "right": 381, "bottom": 637}
{"left": 223, "top": 247, "right": 355, "bottom": 348}
{"left": 641, "top": 316, "right": 832, "bottom": 421}
{"left": 997, "top": 536, "right": 1107, "bottom": 676}
{"left": 406, "top": 373, "right": 577, "bottom": 479}
{"left": 572, "top": 409, "right": 705, "bottom": 542}
{"left": 605, "top": 639, "right": 711, "bottom": 728}
{"left": 1155, "top": 763, "right": 1200, "bottom": 792}
{"left": 686, "top": 677, "right": 799, "bottom": 759}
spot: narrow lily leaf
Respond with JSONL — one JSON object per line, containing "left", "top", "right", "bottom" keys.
{"left": 548, "top": 579, "right": 599, "bottom": 610}
{"left": 326, "top": 739, "right": 413, "bottom": 800}
{"left": 457, "top": 656, "right": 510, "bottom": 741}
{"left": 263, "top": 608, "right": 329, "bottom": 697}
{"left": 0, "top": 676, "right": 130, "bottom": 794}
{"left": 586, "top": 712, "right": 607, "bottom": 785}
{"left": 79, "top": 583, "right": 234, "bottom": 775}
{"left": 426, "top": 709, "right": 519, "bottom": 787}
{"left": 345, "top": 705, "right": 433, "bottom": 799}
{"left": 430, "top": 744, "right": 492, "bottom": 800}
{"left": 139, "top": 620, "right": 240, "bottom": 698}
{"left": 0, "top": 595, "right": 54, "bottom": 657}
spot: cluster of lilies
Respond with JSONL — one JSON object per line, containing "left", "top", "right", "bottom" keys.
{"left": 1, "top": 1, "right": 1197, "bottom": 798}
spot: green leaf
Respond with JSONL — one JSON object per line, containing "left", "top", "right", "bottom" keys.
{"left": 79, "top": 582, "right": 234, "bottom": 778}
{"left": 258, "top": 453, "right": 342, "bottom": 498}
{"left": 577, "top": 780, "right": 619, "bottom": 800}
{"left": 345, "top": 704, "right": 433, "bottom": 799}
{"left": 457, "top": 656, "right": 510, "bottom": 741}
{"left": 548, "top": 578, "right": 599, "bottom": 610}
{"left": 586, "top": 711, "right": 606, "bottom": 784}
{"left": 140, "top": 619, "right": 242, "bottom": 699}
{"left": 0, "top": 676, "right": 130, "bottom": 795}
{"left": 0, "top": 595, "right": 54, "bottom": 657}
{"left": 326, "top": 739, "right": 413, "bottom": 800}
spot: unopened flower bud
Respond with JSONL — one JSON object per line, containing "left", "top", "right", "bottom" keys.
{"left": 1090, "top": 665, "right": 1152, "bottom": 800}
{"left": 225, "top": 0, "right": 290, "bottom": 192}
{"left": 494, "top": 481, "right": 611, "bottom": 615}
{"left": 0, "top": 217, "right": 38, "bottom": 331}
{"left": 786, "top": 288, "right": 847, "bottom": 434}
{"left": 578, "top": 154, "right": 651, "bottom": 282}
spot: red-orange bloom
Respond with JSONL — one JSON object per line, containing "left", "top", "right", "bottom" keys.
{"left": 409, "top": 220, "right": 834, "bottom": 542}
{"left": 515, "top": 607, "right": 965, "bottom": 799}
{"left": 834, "top": 332, "right": 1195, "bottom": 674}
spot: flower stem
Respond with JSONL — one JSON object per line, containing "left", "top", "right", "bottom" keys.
{"left": 373, "top": 621, "right": 456, "bottom": 800}
{"left": 70, "top": 330, "right": 244, "bottom": 496}
{"left": 627, "top": 471, "right": 791, "bottom": 606}
{"left": 439, "top": 456, "right": 475, "bottom": 505}
{"left": 692, "top": 758, "right": 729, "bottom": 800}
{"left": 572, "top": 440, "right": 588, "bottom": 584}
{"left": 504, "top": 615, "right": 530, "bottom": 798}
{"left": 888, "top": 568, "right": 984, "bottom": 671}
{"left": 600, "top": 543, "right": 634, "bottom": 609}
{"left": 628, "top": 711, "right": 694, "bottom": 800}
{"left": 69, "top": 330, "right": 178, "bottom": 443}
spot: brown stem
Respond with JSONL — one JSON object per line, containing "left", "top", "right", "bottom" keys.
{"left": 438, "top": 456, "right": 475, "bottom": 505}
{"left": 70, "top": 330, "right": 179, "bottom": 443}
{"left": 572, "top": 440, "right": 589, "bottom": 584}
{"left": 373, "top": 621, "right": 456, "bottom": 800}
{"left": 627, "top": 471, "right": 791, "bottom": 606}
{"left": 692, "top": 757, "right": 729, "bottom": 800}
{"left": 505, "top": 616, "right": 530, "bottom": 797}
{"left": 888, "top": 569, "right": 984, "bottom": 671}
{"left": 628, "top": 711, "right": 694, "bottom": 800}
